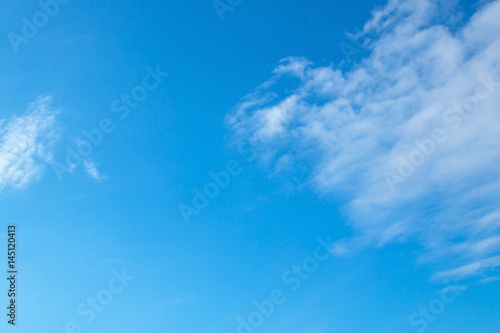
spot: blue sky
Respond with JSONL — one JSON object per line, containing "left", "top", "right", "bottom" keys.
{"left": 0, "top": 0, "right": 499, "bottom": 332}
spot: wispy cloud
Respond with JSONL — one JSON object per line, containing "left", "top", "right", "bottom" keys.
{"left": 0, "top": 95, "right": 58, "bottom": 191}
{"left": 83, "top": 159, "right": 107, "bottom": 181}
{"left": 226, "top": 0, "right": 500, "bottom": 281}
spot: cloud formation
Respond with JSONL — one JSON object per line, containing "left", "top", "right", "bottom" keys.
{"left": 0, "top": 96, "right": 58, "bottom": 191}
{"left": 226, "top": 0, "right": 500, "bottom": 280}
{"left": 83, "top": 159, "right": 107, "bottom": 181}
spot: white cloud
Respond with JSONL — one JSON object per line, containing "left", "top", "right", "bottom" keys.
{"left": 0, "top": 95, "right": 58, "bottom": 191}
{"left": 83, "top": 159, "right": 107, "bottom": 181}
{"left": 226, "top": 0, "right": 500, "bottom": 281}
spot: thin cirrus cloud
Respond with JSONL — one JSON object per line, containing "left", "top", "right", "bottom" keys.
{"left": 226, "top": 0, "right": 500, "bottom": 281}
{"left": 0, "top": 95, "right": 58, "bottom": 192}
{"left": 83, "top": 159, "right": 107, "bottom": 181}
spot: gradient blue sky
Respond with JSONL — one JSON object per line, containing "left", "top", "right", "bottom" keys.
{"left": 0, "top": 0, "right": 499, "bottom": 332}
